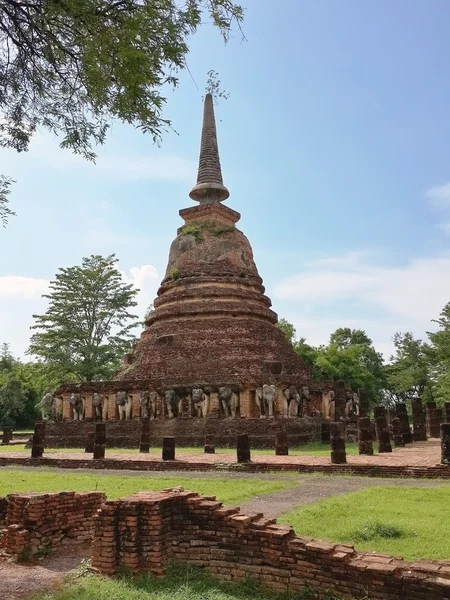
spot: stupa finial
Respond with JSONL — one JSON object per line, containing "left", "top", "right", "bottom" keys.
{"left": 189, "top": 93, "right": 230, "bottom": 203}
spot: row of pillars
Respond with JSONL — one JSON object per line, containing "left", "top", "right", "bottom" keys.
{"left": 329, "top": 400, "right": 450, "bottom": 465}
{"left": 28, "top": 420, "right": 287, "bottom": 463}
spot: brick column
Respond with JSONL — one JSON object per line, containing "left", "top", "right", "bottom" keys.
{"left": 330, "top": 422, "right": 346, "bottom": 464}
{"left": 83, "top": 394, "right": 94, "bottom": 420}
{"left": 236, "top": 433, "right": 251, "bottom": 463}
{"left": 357, "top": 417, "right": 373, "bottom": 455}
{"left": 392, "top": 418, "right": 405, "bottom": 447}
{"left": 93, "top": 423, "right": 106, "bottom": 459}
{"left": 373, "top": 406, "right": 392, "bottom": 453}
{"left": 62, "top": 393, "right": 72, "bottom": 420}
{"left": 411, "top": 398, "right": 427, "bottom": 441}
{"left": 31, "top": 422, "right": 45, "bottom": 458}
{"left": 140, "top": 418, "right": 150, "bottom": 453}
{"left": 275, "top": 430, "right": 289, "bottom": 456}
{"left": 426, "top": 402, "right": 441, "bottom": 438}
{"left": 395, "top": 402, "right": 413, "bottom": 444}
{"left": 107, "top": 395, "right": 117, "bottom": 420}
{"left": 2, "top": 427, "right": 12, "bottom": 445}
{"left": 445, "top": 402, "right": 450, "bottom": 423}
{"left": 441, "top": 424, "right": 450, "bottom": 465}
{"left": 162, "top": 437, "right": 175, "bottom": 461}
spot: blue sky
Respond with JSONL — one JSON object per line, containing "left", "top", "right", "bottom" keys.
{"left": 1, "top": 0, "right": 450, "bottom": 360}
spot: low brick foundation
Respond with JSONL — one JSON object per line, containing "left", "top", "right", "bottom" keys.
{"left": 43, "top": 417, "right": 321, "bottom": 449}
{"left": 0, "top": 491, "right": 105, "bottom": 557}
{"left": 0, "top": 454, "right": 450, "bottom": 479}
{"left": 92, "top": 489, "right": 450, "bottom": 599}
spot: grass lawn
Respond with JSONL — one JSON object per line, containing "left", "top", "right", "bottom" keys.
{"left": 0, "top": 469, "right": 294, "bottom": 503}
{"left": 0, "top": 441, "right": 365, "bottom": 456}
{"left": 279, "top": 486, "right": 450, "bottom": 561}
{"left": 35, "top": 563, "right": 336, "bottom": 600}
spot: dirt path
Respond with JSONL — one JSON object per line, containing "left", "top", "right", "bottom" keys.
{"left": 239, "top": 474, "right": 450, "bottom": 518}
{"left": 0, "top": 542, "right": 89, "bottom": 600}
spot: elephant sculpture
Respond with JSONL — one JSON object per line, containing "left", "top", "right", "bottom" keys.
{"left": 345, "top": 391, "right": 360, "bottom": 418}
{"left": 191, "top": 387, "right": 209, "bottom": 418}
{"left": 218, "top": 386, "right": 239, "bottom": 418}
{"left": 164, "top": 389, "right": 179, "bottom": 419}
{"left": 70, "top": 392, "right": 84, "bottom": 420}
{"left": 255, "top": 384, "right": 277, "bottom": 418}
{"left": 35, "top": 392, "right": 53, "bottom": 421}
{"left": 322, "top": 389, "right": 335, "bottom": 419}
{"left": 282, "top": 386, "right": 301, "bottom": 417}
{"left": 116, "top": 390, "right": 132, "bottom": 420}
{"left": 140, "top": 390, "right": 157, "bottom": 419}
{"left": 92, "top": 393, "right": 103, "bottom": 420}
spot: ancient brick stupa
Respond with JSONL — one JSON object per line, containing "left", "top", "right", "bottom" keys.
{"left": 53, "top": 95, "right": 326, "bottom": 446}
{"left": 116, "top": 94, "right": 311, "bottom": 397}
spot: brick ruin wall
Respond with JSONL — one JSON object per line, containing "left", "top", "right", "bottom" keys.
{"left": 92, "top": 490, "right": 450, "bottom": 599}
{"left": 43, "top": 417, "right": 322, "bottom": 449}
{"left": 0, "top": 491, "right": 105, "bottom": 557}
{"left": 0, "top": 490, "right": 449, "bottom": 598}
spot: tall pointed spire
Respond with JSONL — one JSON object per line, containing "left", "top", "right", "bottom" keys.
{"left": 189, "top": 93, "right": 230, "bottom": 203}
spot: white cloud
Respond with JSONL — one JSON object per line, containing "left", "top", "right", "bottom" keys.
{"left": 426, "top": 182, "right": 450, "bottom": 209}
{"left": 0, "top": 263, "right": 160, "bottom": 359}
{"left": 0, "top": 275, "right": 49, "bottom": 298}
{"left": 273, "top": 251, "right": 450, "bottom": 358}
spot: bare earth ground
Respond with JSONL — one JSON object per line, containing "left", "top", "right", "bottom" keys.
{"left": 0, "top": 439, "right": 443, "bottom": 467}
{"left": 1, "top": 440, "right": 449, "bottom": 599}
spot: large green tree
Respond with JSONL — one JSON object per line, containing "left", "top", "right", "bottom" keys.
{"left": 0, "top": 343, "right": 38, "bottom": 427}
{"left": 428, "top": 302, "right": 450, "bottom": 403}
{"left": 315, "top": 328, "right": 385, "bottom": 405}
{"left": 28, "top": 254, "right": 139, "bottom": 381}
{"left": 0, "top": 0, "right": 243, "bottom": 225}
{"left": 383, "top": 332, "right": 432, "bottom": 404}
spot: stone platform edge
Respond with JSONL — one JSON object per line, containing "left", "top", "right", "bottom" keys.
{"left": 0, "top": 455, "right": 450, "bottom": 479}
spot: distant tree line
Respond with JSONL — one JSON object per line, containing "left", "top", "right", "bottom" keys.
{"left": 277, "top": 302, "right": 450, "bottom": 409}
{"left": 1, "top": 251, "right": 449, "bottom": 427}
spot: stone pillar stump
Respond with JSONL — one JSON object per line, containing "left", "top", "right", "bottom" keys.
{"left": 2, "top": 427, "right": 12, "bottom": 445}
{"left": 275, "top": 430, "right": 289, "bottom": 456}
{"left": 204, "top": 435, "right": 215, "bottom": 454}
{"left": 31, "top": 422, "right": 45, "bottom": 458}
{"left": 426, "top": 402, "right": 441, "bottom": 438}
{"left": 162, "top": 437, "right": 175, "bottom": 461}
{"left": 139, "top": 418, "right": 150, "bottom": 453}
{"left": 444, "top": 403, "right": 450, "bottom": 423}
{"left": 236, "top": 434, "right": 251, "bottom": 463}
{"left": 357, "top": 417, "right": 373, "bottom": 455}
{"left": 374, "top": 406, "right": 392, "bottom": 453}
{"left": 441, "top": 424, "right": 450, "bottom": 465}
{"left": 93, "top": 423, "right": 106, "bottom": 459}
{"left": 392, "top": 418, "right": 405, "bottom": 447}
{"left": 330, "top": 422, "right": 346, "bottom": 464}
{"left": 411, "top": 398, "right": 427, "bottom": 441}
{"left": 395, "top": 403, "right": 413, "bottom": 444}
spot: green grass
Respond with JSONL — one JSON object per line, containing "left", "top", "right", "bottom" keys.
{"left": 0, "top": 469, "right": 294, "bottom": 503}
{"left": 34, "top": 563, "right": 330, "bottom": 600}
{"left": 279, "top": 486, "right": 450, "bottom": 561}
{"left": 0, "top": 441, "right": 365, "bottom": 456}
